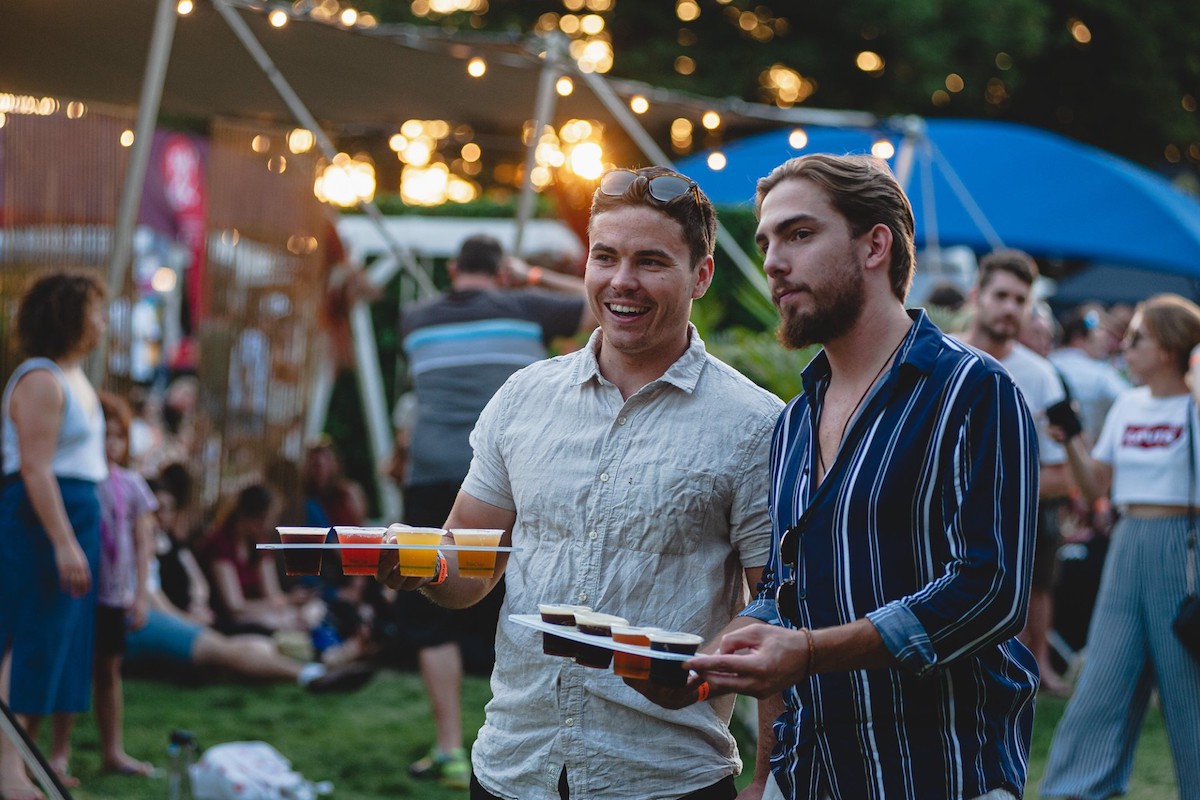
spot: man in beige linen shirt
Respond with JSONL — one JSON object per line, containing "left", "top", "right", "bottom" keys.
{"left": 378, "top": 166, "right": 783, "bottom": 800}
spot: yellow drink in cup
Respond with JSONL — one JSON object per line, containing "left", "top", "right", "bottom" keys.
{"left": 394, "top": 526, "right": 445, "bottom": 577}
{"left": 451, "top": 528, "right": 504, "bottom": 578}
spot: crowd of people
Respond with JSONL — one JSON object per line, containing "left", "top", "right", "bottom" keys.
{"left": 3, "top": 154, "right": 1199, "bottom": 800}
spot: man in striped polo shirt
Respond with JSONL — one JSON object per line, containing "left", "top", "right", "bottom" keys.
{"left": 395, "top": 233, "right": 593, "bottom": 787}
{"left": 686, "top": 154, "right": 1040, "bottom": 800}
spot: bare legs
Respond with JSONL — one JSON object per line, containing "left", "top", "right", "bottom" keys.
{"left": 0, "top": 650, "right": 44, "bottom": 800}
{"left": 92, "top": 653, "right": 152, "bottom": 775}
{"left": 419, "top": 643, "right": 463, "bottom": 753}
{"left": 1022, "top": 587, "right": 1068, "bottom": 694}
{"left": 190, "top": 631, "right": 303, "bottom": 682}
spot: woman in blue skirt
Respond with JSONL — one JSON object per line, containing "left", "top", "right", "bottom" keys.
{"left": 1, "top": 270, "right": 108, "bottom": 800}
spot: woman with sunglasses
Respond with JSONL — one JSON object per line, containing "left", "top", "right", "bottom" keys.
{"left": 1041, "top": 293, "right": 1200, "bottom": 800}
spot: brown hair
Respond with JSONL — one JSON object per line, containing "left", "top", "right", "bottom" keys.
{"left": 99, "top": 391, "right": 133, "bottom": 467}
{"left": 976, "top": 249, "right": 1039, "bottom": 290}
{"left": 1136, "top": 293, "right": 1200, "bottom": 375}
{"left": 589, "top": 166, "right": 717, "bottom": 267}
{"left": 16, "top": 269, "right": 107, "bottom": 359}
{"left": 755, "top": 154, "right": 916, "bottom": 301}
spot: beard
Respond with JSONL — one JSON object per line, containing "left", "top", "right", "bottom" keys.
{"left": 776, "top": 265, "right": 866, "bottom": 349}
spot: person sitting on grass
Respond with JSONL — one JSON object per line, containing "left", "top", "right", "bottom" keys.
{"left": 123, "top": 475, "right": 373, "bottom": 694}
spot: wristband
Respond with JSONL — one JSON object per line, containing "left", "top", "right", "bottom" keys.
{"left": 696, "top": 680, "right": 711, "bottom": 703}
{"left": 527, "top": 266, "right": 543, "bottom": 286}
{"left": 800, "top": 627, "right": 816, "bottom": 677}
{"left": 428, "top": 551, "right": 449, "bottom": 586}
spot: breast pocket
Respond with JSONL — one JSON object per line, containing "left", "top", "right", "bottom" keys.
{"left": 617, "top": 465, "right": 718, "bottom": 555}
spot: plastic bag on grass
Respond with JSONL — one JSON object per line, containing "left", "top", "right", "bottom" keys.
{"left": 191, "top": 741, "right": 332, "bottom": 800}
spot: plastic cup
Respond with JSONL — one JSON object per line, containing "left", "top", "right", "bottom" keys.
{"left": 573, "top": 611, "right": 629, "bottom": 669}
{"left": 648, "top": 631, "right": 704, "bottom": 687}
{"left": 538, "top": 603, "right": 591, "bottom": 658}
{"left": 451, "top": 528, "right": 504, "bottom": 578}
{"left": 394, "top": 526, "right": 445, "bottom": 577}
{"left": 611, "top": 625, "right": 662, "bottom": 680}
{"left": 276, "top": 526, "right": 328, "bottom": 576}
{"left": 334, "top": 526, "right": 386, "bottom": 576}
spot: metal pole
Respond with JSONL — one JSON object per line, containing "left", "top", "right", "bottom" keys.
{"left": 210, "top": 0, "right": 435, "bottom": 296}
{"left": 97, "top": 0, "right": 179, "bottom": 384}
{"left": 575, "top": 67, "right": 769, "bottom": 298}
{"left": 1, "top": 698, "right": 72, "bottom": 800}
{"left": 513, "top": 34, "right": 564, "bottom": 258}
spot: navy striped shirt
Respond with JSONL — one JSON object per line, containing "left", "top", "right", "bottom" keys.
{"left": 741, "top": 310, "right": 1040, "bottom": 800}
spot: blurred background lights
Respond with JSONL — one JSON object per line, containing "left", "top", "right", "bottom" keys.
{"left": 556, "top": 76, "right": 575, "bottom": 96}
{"left": 467, "top": 57, "right": 487, "bottom": 77}
{"left": 339, "top": 8, "right": 358, "bottom": 26}
{"left": 630, "top": 95, "right": 649, "bottom": 114}
{"left": 251, "top": 134, "right": 270, "bottom": 153}
{"left": 568, "top": 141, "right": 604, "bottom": 179}
{"left": 761, "top": 64, "right": 815, "bottom": 107}
{"left": 315, "top": 153, "right": 376, "bottom": 206}
{"left": 706, "top": 151, "right": 727, "bottom": 170}
{"left": 268, "top": 8, "right": 289, "bottom": 27}
{"left": 788, "top": 128, "right": 808, "bottom": 149}
{"left": 945, "top": 73, "right": 965, "bottom": 93}
{"left": 855, "top": 51, "right": 884, "bottom": 74}
{"left": 120, "top": 129, "right": 135, "bottom": 147}
{"left": 580, "top": 14, "right": 605, "bottom": 35}
{"left": 461, "top": 142, "right": 481, "bottom": 162}
{"left": 176, "top": 0, "right": 194, "bottom": 15}
{"left": 1069, "top": 18, "right": 1092, "bottom": 44}
{"left": 701, "top": 111, "right": 721, "bottom": 130}
{"left": 287, "top": 128, "right": 315, "bottom": 153}
{"left": 151, "top": 267, "right": 177, "bottom": 294}
{"left": 676, "top": 0, "right": 700, "bottom": 22}
{"left": 65, "top": 101, "right": 87, "bottom": 119}
{"left": 675, "top": 56, "right": 696, "bottom": 75}
{"left": 871, "top": 138, "right": 896, "bottom": 159}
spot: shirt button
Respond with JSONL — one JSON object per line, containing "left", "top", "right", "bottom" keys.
{"left": 618, "top": 417, "right": 627, "bottom": 425}
{"left": 599, "top": 472, "right": 610, "bottom": 482}
{"left": 565, "top": 717, "right": 574, "bottom": 727}
{"left": 588, "top": 531, "right": 598, "bottom": 540}
{"left": 578, "top": 592, "right": 588, "bottom": 602}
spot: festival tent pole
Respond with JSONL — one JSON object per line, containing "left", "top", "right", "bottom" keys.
{"left": 512, "top": 33, "right": 565, "bottom": 259}
{"left": 211, "top": 0, "right": 404, "bottom": 520}
{"left": 98, "top": 0, "right": 179, "bottom": 385}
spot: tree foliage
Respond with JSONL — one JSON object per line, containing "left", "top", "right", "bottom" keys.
{"left": 357, "top": 0, "right": 1199, "bottom": 176}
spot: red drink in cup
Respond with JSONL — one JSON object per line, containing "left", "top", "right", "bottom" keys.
{"left": 276, "top": 526, "right": 328, "bottom": 576}
{"left": 334, "top": 526, "right": 386, "bottom": 576}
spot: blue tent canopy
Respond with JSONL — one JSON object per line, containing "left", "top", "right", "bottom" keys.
{"left": 677, "top": 118, "right": 1200, "bottom": 280}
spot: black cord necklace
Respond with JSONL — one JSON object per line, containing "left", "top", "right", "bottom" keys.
{"left": 816, "top": 334, "right": 907, "bottom": 477}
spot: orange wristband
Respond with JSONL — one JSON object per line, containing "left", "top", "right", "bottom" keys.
{"left": 696, "top": 681, "right": 711, "bottom": 702}
{"left": 428, "top": 551, "right": 449, "bottom": 586}
{"left": 527, "top": 266, "right": 543, "bottom": 286}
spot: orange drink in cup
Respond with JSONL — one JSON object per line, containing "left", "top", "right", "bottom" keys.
{"left": 393, "top": 526, "right": 445, "bottom": 577}
{"left": 450, "top": 528, "right": 504, "bottom": 578}
{"left": 334, "top": 526, "right": 386, "bottom": 576}
{"left": 611, "top": 625, "right": 662, "bottom": 680}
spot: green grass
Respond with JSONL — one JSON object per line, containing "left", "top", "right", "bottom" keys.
{"left": 17, "top": 672, "right": 1179, "bottom": 799}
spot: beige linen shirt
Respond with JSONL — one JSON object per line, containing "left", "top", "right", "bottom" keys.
{"left": 463, "top": 326, "right": 783, "bottom": 800}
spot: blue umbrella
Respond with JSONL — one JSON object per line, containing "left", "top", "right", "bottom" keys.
{"left": 677, "top": 117, "right": 1200, "bottom": 279}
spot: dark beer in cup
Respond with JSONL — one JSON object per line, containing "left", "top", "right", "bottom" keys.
{"left": 572, "top": 612, "right": 628, "bottom": 669}
{"left": 649, "top": 631, "right": 703, "bottom": 686}
{"left": 538, "top": 603, "right": 592, "bottom": 658}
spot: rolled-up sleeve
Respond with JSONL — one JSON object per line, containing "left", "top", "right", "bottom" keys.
{"left": 869, "top": 372, "right": 1039, "bottom": 676}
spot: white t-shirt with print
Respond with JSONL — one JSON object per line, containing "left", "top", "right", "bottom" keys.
{"left": 1002, "top": 342, "right": 1067, "bottom": 465}
{"left": 1093, "top": 387, "right": 1197, "bottom": 507}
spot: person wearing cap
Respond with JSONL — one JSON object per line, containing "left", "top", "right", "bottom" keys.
{"left": 378, "top": 167, "right": 783, "bottom": 800}
{"left": 677, "top": 155, "right": 1039, "bottom": 800}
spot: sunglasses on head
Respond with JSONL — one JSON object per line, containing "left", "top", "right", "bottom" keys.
{"left": 599, "top": 169, "right": 701, "bottom": 205}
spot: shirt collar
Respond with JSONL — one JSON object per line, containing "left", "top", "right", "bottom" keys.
{"left": 571, "top": 323, "right": 708, "bottom": 393}
{"left": 800, "top": 308, "right": 943, "bottom": 398}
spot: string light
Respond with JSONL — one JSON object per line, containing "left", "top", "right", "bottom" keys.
{"left": 630, "top": 95, "right": 649, "bottom": 114}
{"left": 467, "top": 57, "right": 487, "bottom": 77}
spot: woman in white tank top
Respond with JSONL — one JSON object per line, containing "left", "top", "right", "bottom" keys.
{"left": 1, "top": 270, "right": 108, "bottom": 798}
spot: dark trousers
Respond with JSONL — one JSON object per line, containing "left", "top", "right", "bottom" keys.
{"left": 470, "top": 770, "right": 737, "bottom": 800}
